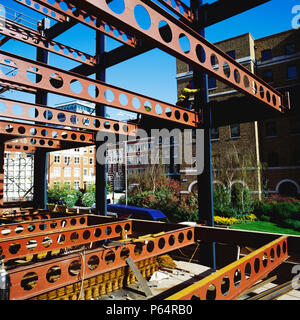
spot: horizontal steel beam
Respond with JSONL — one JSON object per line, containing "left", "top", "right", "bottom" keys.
{"left": 0, "top": 119, "right": 94, "bottom": 144}
{"left": 4, "top": 144, "right": 36, "bottom": 153}
{"left": 0, "top": 50, "right": 198, "bottom": 127}
{"left": 0, "top": 97, "right": 138, "bottom": 136}
{"left": 0, "top": 217, "right": 133, "bottom": 261}
{"left": 8, "top": 224, "right": 194, "bottom": 300}
{"left": 69, "top": 0, "right": 287, "bottom": 113}
{"left": 5, "top": 137, "right": 61, "bottom": 150}
{"left": 165, "top": 235, "right": 289, "bottom": 300}
{"left": 0, "top": 17, "right": 96, "bottom": 66}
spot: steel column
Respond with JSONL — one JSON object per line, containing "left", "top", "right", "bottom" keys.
{"left": 95, "top": 31, "right": 107, "bottom": 216}
{"left": 192, "top": 0, "right": 215, "bottom": 269}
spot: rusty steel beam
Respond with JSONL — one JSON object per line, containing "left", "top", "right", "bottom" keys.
{"left": 14, "top": 0, "right": 137, "bottom": 48}
{"left": 0, "top": 217, "right": 133, "bottom": 262}
{"left": 165, "top": 235, "right": 289, "bottom": 300}
{"left": 8, "top": 224, "right": 194, "bottom": 300}
{"left": 4, "top": 144, "right": 36, "bottom": 153}
{"left": 5, "top": 137, "right": 61, "bottom": 150}
{"left": 0, "top": 214, "right": 90, "bottom": 239}
{"left": 0, "top": 119, "right": 94, "bottom": 144}
{"left": 0, "top": 18, "right": 96, "bottom": 66}
{"left": 0, "top": 50, "right": 198, "bottom": 127}
{"left": 0, "top": 97, "right": 138, "bottom": 136}
{"left": 154, "top": 0, "right": 192, "bottom": 22}
{"left": 67, "top": 0, "right": 288, "bottom": 113}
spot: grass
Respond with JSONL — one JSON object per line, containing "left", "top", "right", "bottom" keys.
{"left": 229, "top": 220, "right": 300, "bottom": 236}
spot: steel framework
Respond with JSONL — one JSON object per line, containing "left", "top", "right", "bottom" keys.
{"left": 0, "top": 0, "right": 297, "bottom": 301}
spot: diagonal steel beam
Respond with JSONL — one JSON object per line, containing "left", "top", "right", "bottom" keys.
{"left": 66, "top": 0, "right": 288, "bottom": 113}
{"left": 165, "top": 235, "right": 289, "bottom": 300}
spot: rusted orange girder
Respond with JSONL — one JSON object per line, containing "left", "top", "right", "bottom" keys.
{"left": 14, "top": 0, "right": 137, "bottom": 48}
{"left": 7, "top": 222, "right": 195, "bottom": 300}
{"left": 0, "top": 119, "right": 94, "bottom": 144}
{"left": 0, "top": 97, "right": 138, "bottom": 136}
{"left": 0, "top": 50, "right": 197, "bottom": 127}
{"left": 67, "top": 0, "right": 288, "bottom": 112}
{"left": 0, "top": 17, "right": 96, "bottom": 66}
{"left": 165, "top": 235, "right": 289, "bottom": 300}
{"left": 0, "top": 217, "right": 133, "bottom": 261}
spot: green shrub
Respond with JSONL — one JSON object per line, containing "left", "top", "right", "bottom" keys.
{"left": 260, "top": 215, "right": 271, "bottom": 222}
{"left": 272, "top": 202, "right": 298, "bottom": 223}
{"left": 47, "top": 183, "right": 82, "bottom": 208}
{"left": 253, "top": 201, "right": 274, "bottom": 218}
{"left": 282, "top": 219, "right": 300, "bottom": 231}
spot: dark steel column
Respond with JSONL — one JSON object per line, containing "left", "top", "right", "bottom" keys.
{"left": 33, "top": 25, "right": 49, "bottom": 209}
{"left": 0, "top": 144, "right": 4, "bottom": 208}
{"left": 95, "top": 31, "right": 107, "bottom": 215}
{"left": 192, "top": 0, "right": 216, "bottom": 269}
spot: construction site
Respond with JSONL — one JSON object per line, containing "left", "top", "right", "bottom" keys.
{"left": 0, "top": 0, "right": 300, "bottom": 303}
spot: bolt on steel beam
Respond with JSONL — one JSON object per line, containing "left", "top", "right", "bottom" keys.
{"left": 0, "top": 50, "right": 198, "bottom": 127}
{"left": 67, "top": 0, "right": 288, "bottom": 113}
{"left": 0, "top": 17, "right": 96, "bottom": 66}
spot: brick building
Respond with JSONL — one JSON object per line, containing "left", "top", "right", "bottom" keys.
{"left": 177, "top": 28, "right": 300, "bottom": 198}
{"left": 47, "top": 101, "right": 96, "bottom": 191}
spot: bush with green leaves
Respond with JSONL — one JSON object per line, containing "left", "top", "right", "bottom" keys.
{"left": 81, "top": 183, "right": 113, "bottom": 207}
{"left": 47, "top": 183, "right": 82, "bottom": 208}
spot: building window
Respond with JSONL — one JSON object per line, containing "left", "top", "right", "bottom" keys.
{"left": 208, "top": 77, "right": 217, "bottom": 89}
{"left": 265, "top": 121, "right": 277, "bottom": 137}
{"left": 64, "top": 167, "right": 71, "bottom": 177}
{"left": 74, "top": 157, "right": 80, "bottom": 164}
{"left": 263, "top": 70, "right": 273, "bottom": 83}
{"left": 230, "top": 124, "right": 240, "bottom": 138}
{"left": 83, "top": 169, "right": 88, "bottom": 176}
{"left": 74, "top": 168, "right": 80, "bottom": 177}
{"left": 84, "top": 157, "right": 88, "bottom": 165}
{"left": 53, "top": 167, "right": 60, "bottom": 177}
{"left": 89, "top": 157, "right": 93, "bottom": 165}
{"left": 54, "top": 155, "right": 60, "bottom": 163}
{"left": 287, "top": 65, "right": 298, "bottom": 80}
{"left": 267, "top": 152, "right": 279, "bottom": 167}
{"left": 285, "top": 43, "right": 296, "bottom": 55}
{"left": 64, "top": 156, "right": 71, "bottom": 165}
{"left": 226, "top": 50, "right": 236, "bottom": 59}
{"left": 211, "top": 127, "right": 219, "bottom": 140}
{"left": 74, "top": 181, "right": 80, "bottom": 190}
{"left": 261, "top": 49, "right": 272, "bottom": 61}
{"left": 290, "top": 117, "right": 300, "bottom": 135}
{"left": 89, "top": 168, "right": 94, "bottom": 177}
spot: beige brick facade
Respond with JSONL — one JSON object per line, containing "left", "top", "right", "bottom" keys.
{"left": 177, "top": 28, "right": 300, "bottom": 198}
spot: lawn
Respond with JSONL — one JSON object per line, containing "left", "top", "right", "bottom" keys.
{"left": 229, "top": 220, "right": 300, "bottom": 236}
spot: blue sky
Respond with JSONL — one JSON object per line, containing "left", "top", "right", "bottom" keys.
{"left": 0, "top": 0, "right": 298, "bottom": 120}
